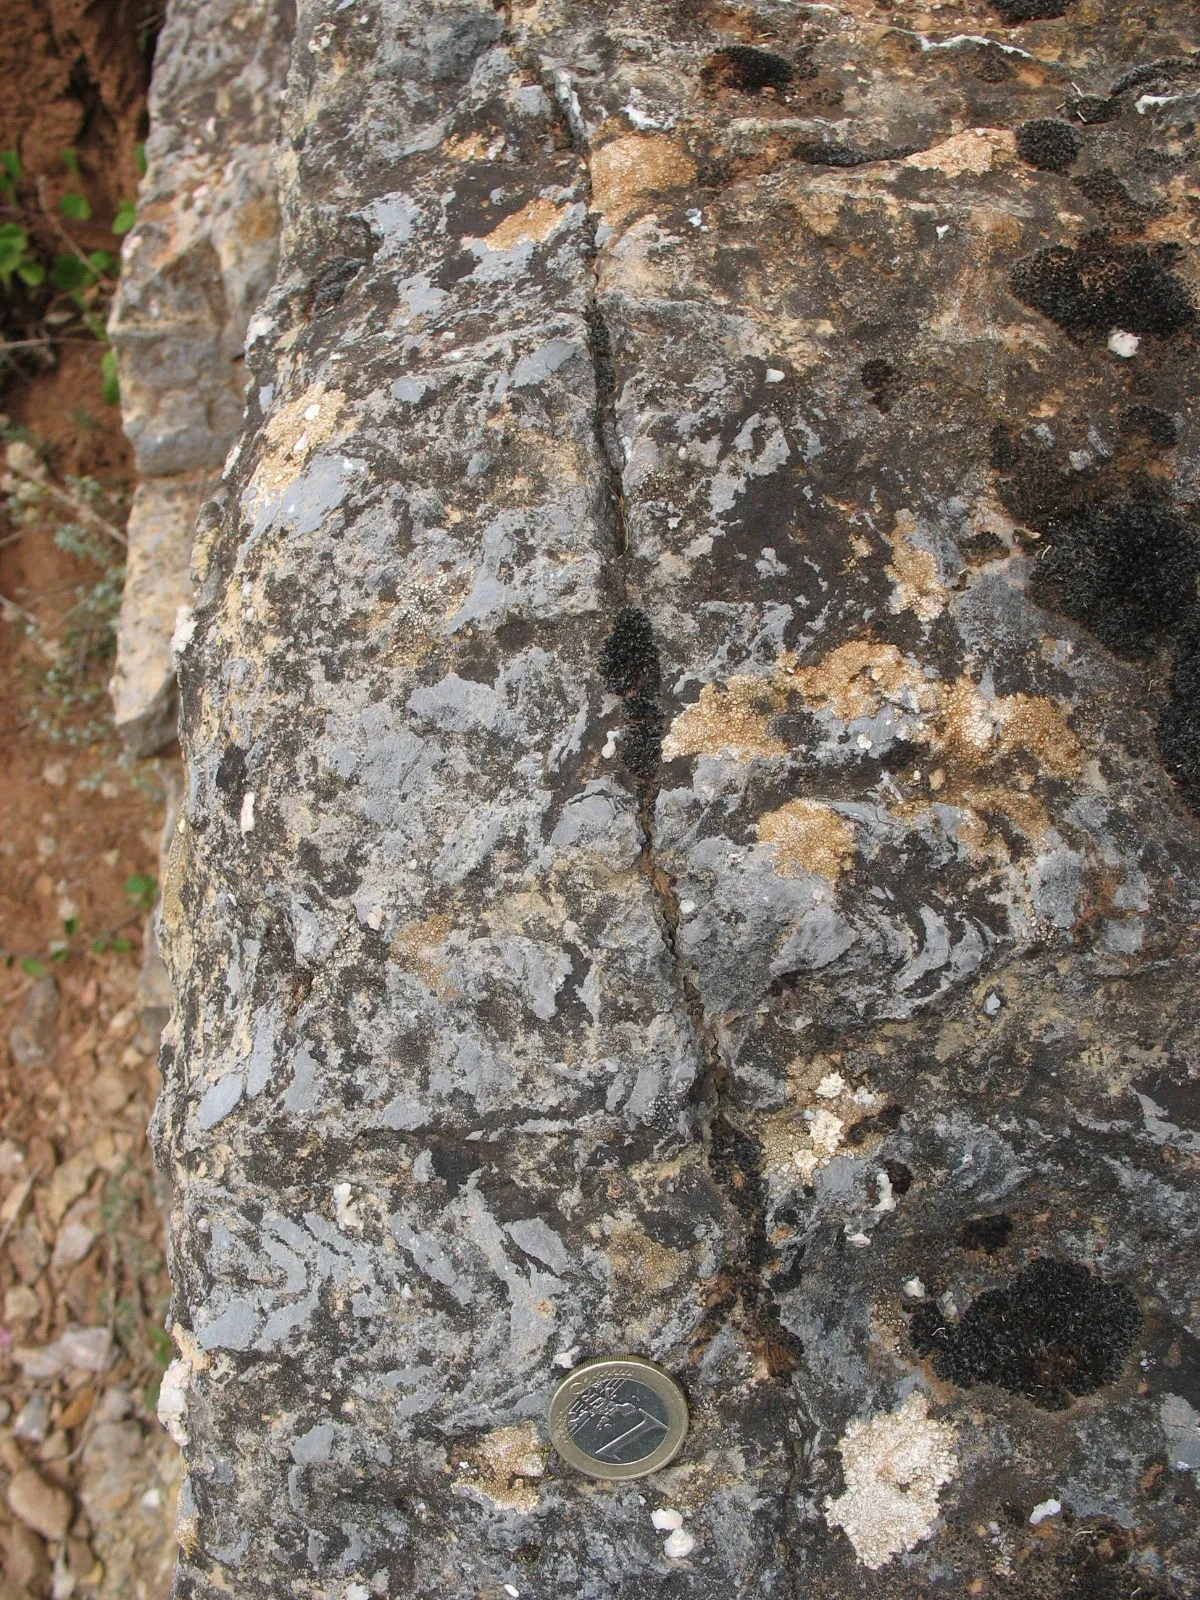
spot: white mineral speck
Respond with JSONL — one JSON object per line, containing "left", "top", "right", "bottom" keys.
{"left": 825, "top": 1392, "right": 958, "bottom": 1570}
{"left": 504, "top": 1586, "right": 521, "bottom": 1597}
{"left": 1029, "top": 1497, "right": 1062, "bottom": 1525}
{"left": 874, "top": 1170, "right": 897, "bottom": 1215}
{"left": 765, "top": 368, "right": 785, "bottom": 383}
{"left": 552, "top": 1346, "right": 580, "bottom": 1369}
{"left": 815, "top": 1072, "right": 846, "bottom": 1099}
{"left": 903, "top": 1276, "right": 926, "bottom": 1300}
{"left": 663, "top": 1529, "right": 696, "bottom": 1560}
{"left": 1107, "top": 328, "right": 1140, "bottom": 358}
{"left": 984, "top": 991, "right": 1001, "bottom": 1015}
{"left": 366, "top": 905, "right": 385, "bottom": 930}
{"left": 304, "top": 403, "right": 320, "bottom": 420}
{"left": 685, "top": 208, "right": 703, "bottom": 227}
{"left": 846, "top": 1229, "right": 872, "bottom": 1248}
{"left": 240, "top": 792, "right": 256, "bottom": 834}
{"left": 651, "top": 1508, "right": 683, "bottom": 1531}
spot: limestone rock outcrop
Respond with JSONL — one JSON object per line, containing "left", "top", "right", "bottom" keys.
{"left": 147, "top": 2, "right": 1200, "bottom": 1595}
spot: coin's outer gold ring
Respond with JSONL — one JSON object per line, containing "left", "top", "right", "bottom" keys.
{"left": 548, "top": 1355, "right": 689, "bottom": 1481}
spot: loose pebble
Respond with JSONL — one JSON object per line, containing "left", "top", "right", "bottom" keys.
{"left": 1107, "top": 328, "right": 1139, "bottom": 358}
{"left": 7, "top": 1467, "right": 75, "bottom": 1541}
{"left": 1029, "top": 1497, "right": 1062, "bottom": 1525}
{"left": 663, "top": 1528, "right": 696, "bottom": 1560}
{"left": 651, "top": 1508, "right": 683, "bottom": 1531}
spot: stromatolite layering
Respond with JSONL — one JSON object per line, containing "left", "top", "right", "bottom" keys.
{"left": 150, "top": 2, "right": 1200, "bottom": 1596}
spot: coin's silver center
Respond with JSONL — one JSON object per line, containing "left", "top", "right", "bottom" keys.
{"left": 566, "top": 1375, "right": 670, "bottom": 1465}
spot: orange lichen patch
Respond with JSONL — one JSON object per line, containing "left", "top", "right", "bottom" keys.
{"left": 662, "top": 676, "right": 787, "bottom": 761}
{"left": 253, "top": 383, "right": 347, "bottom": 493}
{"left": 590, "top": 134, "right": 696, "bottom": 225}
{"left": 390, "top": 913, "right": 458, "bottom": 998}
{"left": 480, "top": 197, "right": 567, "bottom": 252}
{"left": 904, "top": 127, "right": 1016, "bottom": 178}
{"left": 757, "top": 799, "right": 856, "bottom": 882}
{"left": 785, "top": 641, "right": 936, "bottom": 724}
{"left": 452, "top": 1422, "right": 546, "bottom": 1515}
{"left": 886, "top": 510, "right": 947, "bottom": 622}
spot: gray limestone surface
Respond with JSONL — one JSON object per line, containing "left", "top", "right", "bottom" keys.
{"left": 150, "top": 1, "right": 1200, "bottom": 1596}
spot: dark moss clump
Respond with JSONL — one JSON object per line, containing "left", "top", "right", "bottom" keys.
{"left": 1156, "top": 618, "right": 1200, "bottom": 810}
{"left": 958, "top": 1213, "right": 1013, "bottom": 1253}
{"left": 1029, "top": 491, "right": 1200, "bottom": 659}
{"left": 309, "top": 256, "right": 363, "bottom": 315}
{"left": 990, "top": 0, "right": 1068, "bottom": 20}
{"left": 1121, "top": 404, "right": 1178, "bottom": 449}
{"left": 600, "top": 607, "right": 664, "bottom": 783}
{"left": 1010, "top": 236, "right": 1195, "bottom": 339}
{"left": 861, "top": 358, "right": 900, "bottom": 412}
{"left": 910, "top": 1257, "right": 1140, "bottom": 1410}
{"left": 1072, "top": 171, "right": 1146, "bottom": 228}
{"left": 700, "top": 46, "right": 795, "bottom": 94}
{"left": 1015, "top": 119, "right": 1079, "bottom": 172}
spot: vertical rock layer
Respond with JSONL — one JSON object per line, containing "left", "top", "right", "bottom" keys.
{"left": 155, "top": 2, "right": 1200, "bottom": 1596}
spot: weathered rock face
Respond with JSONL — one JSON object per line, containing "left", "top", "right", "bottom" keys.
{"left": 153, "top": 1, "right": 1200, "bottom": 1596}
{"left": 107, "top": 0, "right": 293, "bottom": 754}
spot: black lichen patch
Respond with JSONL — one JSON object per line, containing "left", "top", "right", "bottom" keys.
{"left": 958, "top": 1213, "right": 1013, "bottom": 1253}
{"left": 909, "top": 1257, "right": 1140, "bottom": 1410}
{"left": 990, "top": 0, "right": 1068, "bottom": 20}
{"left": 1072, "top": 171, "right": 1147, "bottom": 229}
{"left": 1156, "top": 617, "right": 1200, "bottom": 810}
{"left": 308, "top": 256, "right": 364, "bottom": 316}
{"left": 1015, "top": 119, "right": 1079, "bottom": 172}
{"left": 1121, "top": 404, "right": 1178, "bottom": 449}
{"left": 600, "top": 606, "right": 664, "bottom": 784}
{"left": 1028, "top": 491, "right": 1200, "bottom": 659}
{"left": 1010, "top": 236, "right": 1195, "bottom": 339}
{"left": 974, "top": 42, "right": 1014, "bottom": 82}
{"left": 1066, "top": 91, "right": 1118, "bottom": 125}
{"left": 861, "top": 357, "right": 901, "bottom": 412}
{"left": 700, "top": 46, "right": 794, "bottom": 95}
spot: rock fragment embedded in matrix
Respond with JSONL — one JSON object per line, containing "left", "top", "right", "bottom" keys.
{"left": 153, "top": 0, "right": 1200, "bottom": 1595}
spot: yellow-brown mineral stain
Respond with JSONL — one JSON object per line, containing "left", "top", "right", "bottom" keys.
{"left": 253, "top": 384, "right": 347, "bottom": 494}
{"left": 757, "top": 799, "right": 856, "bottom": 881}
{"left": 786, "top": 640, "right": 936, "bottom": 723}
{"left": 661, "top": 677, "right": 787, "bottom": 762}
{"left": 590, "top": 134, "right": 696, "bottom": 225}
{"left": 886, "top": 510, "right": 947, "bottom": 622}
{"left": 480, "top": 196, "right": 567, "bottom": 252}
{"left": 904, "top": 127, "right": 1016, "bottom": 177}
{"left": 454, "top": 1422, "right": 546, "bottom": 1515}
{"left": 390, "top": 914, "right": 457, "bottom": 998}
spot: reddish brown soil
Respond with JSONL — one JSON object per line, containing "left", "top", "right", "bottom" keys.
{"left": 1, "top": 6, "right": 178, "bottom": 1597}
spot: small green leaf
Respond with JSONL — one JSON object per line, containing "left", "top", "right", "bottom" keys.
{"left": 50, "top": 946, "right": 70, "bottom": 963}
{"left": 61, "top": 148, "right": 79, "bottom": 175}
{"left": 20, "top": 956, "right": 47, "bottom": 977}
{"left": 134, "top": 142, "right": 147, "bottom": 178}
{"left": 49, "top": 252, "right": 91, "bottom": 291}
{"left": 60, "top": 192, "right": 92, "bottom": 221}
{"left": 0, "top": 221, "right": 27, "bottom": 277}
{"left": 101, "top": 347, "right": 120, "bottom": 407}
{"left": 0, "top": 149, "right": 21, "bottom": 183}
{"left": 124, "top": 872, "right": 157, "bottom": 906}
{"left": 110, "top": 937, "right": 132, "bottom": 953}
{"left": 63, "top": 917, "right": 79, "bottom": 936}
{"left": 91, "top": 935, "right": 109, "bottom": 954}
{"left": 87, "top": 249, "right": 115, "bottom": 273}
{"left": 16, "top": 259, "right": 45, "bottom": 287}
{"left": 112, "top": 200, "right": 136, "bottom": 236}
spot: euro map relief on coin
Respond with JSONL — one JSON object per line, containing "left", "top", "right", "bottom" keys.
{"left": 566, "top": 1375, "right": 670, "bottom": 1464}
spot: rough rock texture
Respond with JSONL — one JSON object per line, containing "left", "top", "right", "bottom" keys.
{"left": 154, "top": 2, "right": 1200, "bottom": 1596}
{"left": 107, "top": 0, "right": 293, "bottom": 755}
